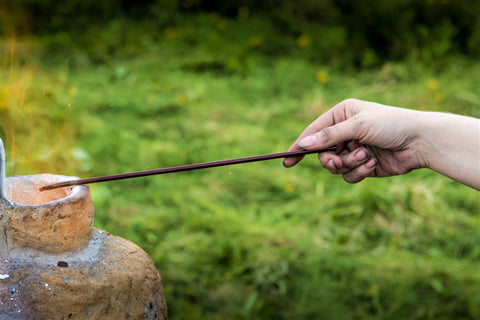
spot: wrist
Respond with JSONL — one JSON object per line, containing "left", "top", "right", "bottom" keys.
{"left": 415, "top": 111, "right": 480, "bottom": 189}
{"left": 414, "top": 111, "right": 444, "bottom": 171}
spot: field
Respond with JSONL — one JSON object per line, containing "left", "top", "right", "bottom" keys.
{"left": 1, "top": 13, "right": 479, "bottom": 319}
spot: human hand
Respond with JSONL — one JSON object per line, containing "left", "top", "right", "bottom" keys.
{"left": 283, "top": 99, "right": 427, "bottom": 183}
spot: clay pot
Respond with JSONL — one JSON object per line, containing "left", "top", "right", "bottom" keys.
{"left": 0, "top": 139, "right": 167, "bottom": 319}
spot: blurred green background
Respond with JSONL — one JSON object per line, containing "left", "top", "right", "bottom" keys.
{"left": 1, "top": 1, "right": 479, "bottom": 319}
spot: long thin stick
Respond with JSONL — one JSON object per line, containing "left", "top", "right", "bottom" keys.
{"left": 39, "top": 148, "right": 334, "bottom": 191}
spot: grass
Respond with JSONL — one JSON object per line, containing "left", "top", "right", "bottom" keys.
{"left": 1, "top": 13, "right": 479, "bottom": 319}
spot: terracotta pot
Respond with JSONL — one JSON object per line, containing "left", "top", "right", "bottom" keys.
{"left": 0, "top": 139, "right": 167, "bottom": 319}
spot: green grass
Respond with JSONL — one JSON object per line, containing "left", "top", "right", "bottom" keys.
{"left": 1, "top": 14, "right": 479, "bottom": 319}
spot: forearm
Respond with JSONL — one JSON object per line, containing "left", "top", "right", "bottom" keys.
{"left": 416, "top": 111, "right": 480, "bottom": 190}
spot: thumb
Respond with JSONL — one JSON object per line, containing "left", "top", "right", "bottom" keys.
{"left": 298, "top": 119, "right": 358, "bottom": 150}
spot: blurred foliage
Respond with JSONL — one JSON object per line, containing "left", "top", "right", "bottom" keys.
{"left": 1, "top": 2, "right": 480, "bottom": 319}
{"left": 1, "top": 0, "right": 479, "bottom": 67}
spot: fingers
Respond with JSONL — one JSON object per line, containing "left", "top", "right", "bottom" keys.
{"left": 283, "top": 101, "right": 354, "bottom": 167}
{"left": 318, "top": 147, "right": 367, "bottom": 172}
{"left": 283, "top": 119, "right": 357, "bottom": 167}
{"left": 342, "top": 158, "right": 377, "bottom": 183}
{"left": 302, "top": 119, "right": 359, "bottom": 150}
{"left": 283, "top": 99, "right": 366, "bottom": 168}
{"left": 318, "top": 147, "right": 378, "bottom": 183}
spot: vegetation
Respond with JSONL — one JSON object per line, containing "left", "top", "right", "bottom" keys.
{"left": 1, "top": 3, "right": 479, "bottom": 319}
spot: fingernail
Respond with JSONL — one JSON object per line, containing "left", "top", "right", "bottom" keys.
{"left": 329, "top": 159, "right": 338, "bottom": 170}
{"left": 298, "top": 135, "right": 317, "bottom": 149}
{"left": 354, "top": 148, "right": 369, "bottom": 161}
{"left": 365, "top": 158, "right": 377, "bottom": 169}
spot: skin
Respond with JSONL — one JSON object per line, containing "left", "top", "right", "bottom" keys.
{"left": 283, "top": 99, "right": 480, "bottom": 190}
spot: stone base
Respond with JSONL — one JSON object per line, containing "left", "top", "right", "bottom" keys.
{"left": 0, "top": 229, "right": 167, "bottom": 320}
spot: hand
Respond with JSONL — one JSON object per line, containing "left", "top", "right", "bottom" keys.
{"left": 283, "top": 99, "right": 427, "bottom": 183}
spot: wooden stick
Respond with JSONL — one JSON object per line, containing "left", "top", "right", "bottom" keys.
{"left": 39, "top": 148, "right": 334, "bottom": 191}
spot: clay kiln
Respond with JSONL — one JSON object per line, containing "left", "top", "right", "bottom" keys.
{"left": 0, "top": 139, "right": 167, "bottom": 319}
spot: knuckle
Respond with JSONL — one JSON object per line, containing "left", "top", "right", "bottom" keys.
{"left": 319, "top": 155, "right": 344, "bottom": 175}
{"left": 317, "top": 127, "right": 332, "bottom": 145}
{"left": 340, "top": 98, "right": 361, "bottom": 108}
{"left": 317, "top": 154, "right": 330, "bottom": 168}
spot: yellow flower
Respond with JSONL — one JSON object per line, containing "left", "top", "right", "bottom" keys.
{"left": 296, "top": 34, "right": 311, "bottom": 49}
{"left": 249, "top": 36, "right": 262, "bottom": 47}
{"left": 284, "top": 184, "right": 295, "bottom": 193}
{"left": 68, "top": 86, "right": 77, "bottom": 97}
{"left": 316, "top": 71, "right": 328, "bottom": 84}
{"left": 175, "top": 95, "right": 187, "bottom": 106}
{"left": 426, "top": 78, "right": 439, "bottom": 90}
